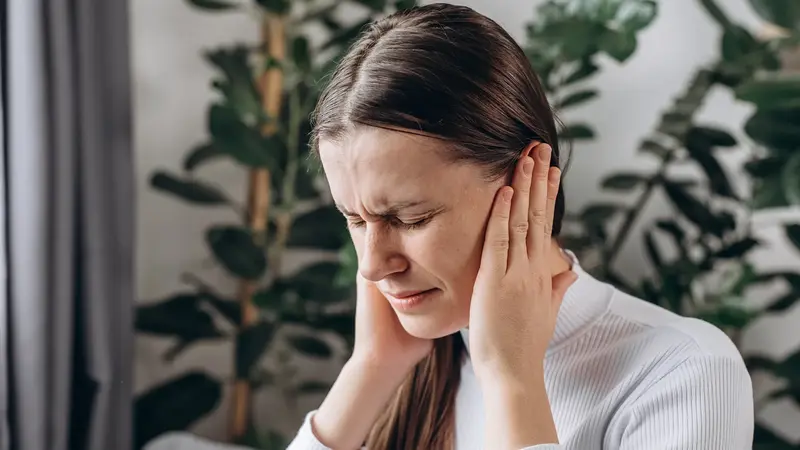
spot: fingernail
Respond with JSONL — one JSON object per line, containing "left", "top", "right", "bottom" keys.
{"left": 549, "top": 167, "right": 561, "bottom": 182}
{"left": 538, "top": 145, "right": 551, "bottom": 162}
{"left": 522, "top": 158, "right": 534, "bottom": 176}
{"left": 503, "top": 188, "right": 513, "bottom": 202}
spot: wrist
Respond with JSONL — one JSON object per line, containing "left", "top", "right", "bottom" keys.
{"left": 312, "top": 355, "right": 410, "bottom": 449}
{"left": 475, "top": 358, "right": 545, "bottom": 392}
{"left": 481, "top": 369, "right": 557, "bottom": 448}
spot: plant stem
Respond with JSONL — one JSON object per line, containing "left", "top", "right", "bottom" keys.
{"left": 605, "top": 68, "right": 716, "bottom": 268}
{"left": 230, "top": 11, "right": 286, "bottom": 443}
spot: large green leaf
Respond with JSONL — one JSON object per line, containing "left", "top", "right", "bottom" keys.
{"left": 134, "top": 372, "right": 222, "bottom": 450}
{"left": 685, "top": 126, "right": 737, "bottom": 147}
{"left": 744, "top": 155, "right": 787, "bottom": 178}
{"left": 743, "top": 107, "right": 800, "bottom": 152}
{"left": 775, "top": 349, "right": 800, "bottom": 380}
{"left": 136, "top": 294, "right": 223, "bottom": 342}
{"left": 615, "top": 0, "right": 657, "bottom": 32}
{"left": 292, "top": 36, "right": 311, "bottom": 73}
{"left": 752, "top": 175, "right": 791, "bottom": 209}
{"left": 765, "top": 291, "right": 800, "bottom": 312}
{"left": 205, "top": 46, "right": 263, "bottom": 121}
{"left": 684, "top": 137, "right": 738, "bottom": 200}
{"left": 150, "top": 171, "right": 229, "bottom": 205}
{"left": 713, "top": 238, "right": 760, "bottom": 259}
{"left": 557, "top": 89, "right": 598, "bottom": 109}
{"left": 786, "top": 224, "right": 800, "bottom": 251}
{"left": 394, "top": 0, "right": 418, "bottom": 11}
{"left": 235, "top": 321, "right": 275, "bottom": 379}
{"left": 183, "top": 142, "right": 224, "bottom": 172}
{"left": 352, "top": 0, "right": 387, "bottom": 10}
{"left": 748, "top": 0, "right": 800, "bottom": 31}
{"left": 580, "top": 203, "right": 622, "bottom": 225}
{"left": 601, "top": 173, "right": 647, "bottom": 191}
{"left": 746, "top": 355, "right": 777, "bottom": 372}
{"left": 206, "top": 226, "right": 267, "bottom": 280}
{"left": 287, "top": 335, "right": 333, "bottom": 358}
{"left": 639, "top": 139, "right": 671, "bottom": 158}
{"left": 202, "top": 293, "right": 241, "bottom": 325}
{"left": 753, "top": 423, "right": 795, "bottom": 448}
{"left": 662, "top": 181, "right": 727, "bottom": 236}
{"left": 736, "top": 76, "right": 800, "bottom": 110}
{"left": 186, "top": 0, "right": 237, "bottom": 11}
{"left": 254, "top": 0, "right": 290, "bottom": 14}
{"left": 208, "top": 104, "right": 283, "bottom": 170}
{"left": 697, "top": 306, "right": 755, "bottom": 330}
{"left": 286, "top": 261, "right": 353, "bottom": 303}
{"left": 599, "top": 29, "right": 637, "bottom": 62}
{"left": 286, "top": 205, "right": 348, "bottom": 250}
{"left": 562, "top": 59, "right": 600, "bottom": 85}
{"left": 783, "top": 153, "right": 800, "bottom": 205}
{"left": 321, "top": 18, "right": 373, "bottom": 51}
{"left": 559, "top": 123, "right": 595, "bottom": 140}
{"left": 721, "top": 25, "right": 760, "bottom": 64}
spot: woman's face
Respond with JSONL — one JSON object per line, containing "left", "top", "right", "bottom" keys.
{"left": 319, "top": 126, "right": 504, "bottom": 339}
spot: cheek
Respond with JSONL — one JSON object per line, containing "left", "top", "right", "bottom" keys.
{"left": 420, "top": 212, "right": 486, "bottom": 294}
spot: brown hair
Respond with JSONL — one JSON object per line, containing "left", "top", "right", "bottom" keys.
{"left": 311, "top": 3, "right": 565, "bottom": 449}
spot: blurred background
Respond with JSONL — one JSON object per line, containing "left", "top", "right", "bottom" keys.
{"left": 3, "top": 0, "right": 800, "bottom": 449}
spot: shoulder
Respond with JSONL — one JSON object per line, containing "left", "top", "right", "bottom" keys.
{"left": 607, "top": 288, "right": 744, "bottom": 362}
{"left": 598, "top": 287, "right": 752, "bottom": 405}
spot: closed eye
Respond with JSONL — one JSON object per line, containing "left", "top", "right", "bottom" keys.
{"left": 346, "top": 215, "right": 434, "bottom": 230}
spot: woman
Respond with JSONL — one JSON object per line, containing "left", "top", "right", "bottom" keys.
{"left": 287, "top": 3, "right": 753, "bottom": 449}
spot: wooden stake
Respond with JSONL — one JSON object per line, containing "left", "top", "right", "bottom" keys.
{"left": 229, "top": 12, "right": 286, "bottom": 442}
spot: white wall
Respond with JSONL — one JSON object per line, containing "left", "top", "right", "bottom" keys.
{"left": 132, "top": 0, "right": 800, "bottom": 443}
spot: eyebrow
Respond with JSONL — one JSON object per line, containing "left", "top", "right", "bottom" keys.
{"left": 335, "top": 200, "right": 435, "bottom": 217}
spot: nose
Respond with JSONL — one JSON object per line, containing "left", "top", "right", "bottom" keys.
{"left": 358, "top": 223, "right": 407, "bottom": 282}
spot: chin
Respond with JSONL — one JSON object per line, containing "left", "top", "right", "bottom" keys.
{"left": 396, "top": 312, "right": 465, "bottom": 340}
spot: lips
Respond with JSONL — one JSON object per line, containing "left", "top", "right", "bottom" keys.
{"left": 388, "top": 289, "right": 433, "bottom": 299}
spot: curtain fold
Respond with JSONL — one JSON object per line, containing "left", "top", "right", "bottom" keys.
{"left": 5, "top": 0, "right": 134, "bottom": 449}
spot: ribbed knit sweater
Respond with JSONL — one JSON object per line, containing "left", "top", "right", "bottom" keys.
{"left": 287, "top": 255, "right": 754, "bottom": 449}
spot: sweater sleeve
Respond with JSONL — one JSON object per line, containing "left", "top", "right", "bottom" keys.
{"left": 285, "top": 411, "right": 367, "bottom": 450}
{"left": 286, "top": 411, "right": 332, "bottom": 450}
{"left": 619, "top": 355, "right": 754, "bottom": 450}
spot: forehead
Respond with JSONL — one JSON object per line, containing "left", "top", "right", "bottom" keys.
{"left": 319, "top": 126, "right": 473, "bottom": 207}
{"left": 320, "top": 126, "right": 450, "bottom": 179}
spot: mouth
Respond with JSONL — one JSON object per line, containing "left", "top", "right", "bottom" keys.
{"left": 385, "top": 288, "right": 439, "bottom": 312}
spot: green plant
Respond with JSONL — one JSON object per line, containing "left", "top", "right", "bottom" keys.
{"left": 524, "top": 0, "right": 658, "bottom": 142}
{"left": 558, "top": 0, "right": 800, "bottom": 447}
{"left": 133, "top": 1, "right": 414, "bottom": 448}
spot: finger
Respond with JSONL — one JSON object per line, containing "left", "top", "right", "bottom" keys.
{"left": 544, "top": 166, "right": 562, "bottom": 241}
{"left": 480, "top": 187, "right": 513, "bottom": 276}
{"left": 528, "top": 144, "right": 552, "bottom": 256}
{"left": 509, "top": 156, "right": 534, "bottom": 264}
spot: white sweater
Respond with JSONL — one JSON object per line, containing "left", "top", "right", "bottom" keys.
{"left": 287, "top": 255, "right": 754, "bottom": 449}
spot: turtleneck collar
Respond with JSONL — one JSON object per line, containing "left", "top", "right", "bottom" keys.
{"left": 459, "top": 250, "right": 612, "bottom": 356}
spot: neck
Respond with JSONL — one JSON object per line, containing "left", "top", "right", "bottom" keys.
{"left": 547, "top": 238, "right": 572, "bottom": 276}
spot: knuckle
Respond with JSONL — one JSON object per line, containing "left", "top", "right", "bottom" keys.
{"left": 544, "top": 222, "right": 553, "bottom": 236}
{"left": 531, "top": 208, "right": 547, "bottom": 225}
{"left": 492, "top": 237, "right": 510, "bottom": 252}
{"left": 535, "top": 170, "right": 550, "bottom": 182}
{"left": 512, "top": 221, "right": 529, "bottom": 235}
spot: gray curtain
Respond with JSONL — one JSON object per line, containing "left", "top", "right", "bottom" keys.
{"left": 4, "top": 0, "right": 135, "bottom": 449}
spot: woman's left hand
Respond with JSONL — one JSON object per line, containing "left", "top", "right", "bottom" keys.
{"left": 468, "top": 141, "right": 577, "bottom": 387}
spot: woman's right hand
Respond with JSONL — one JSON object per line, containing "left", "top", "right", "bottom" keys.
{"left": 351, "top": 273, "right": 433, "bottom": 371}
{"left": 308, "top": 274, "right": 432, "bottom": 449}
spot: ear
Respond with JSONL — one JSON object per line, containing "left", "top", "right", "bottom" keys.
{"left": 520, "top": 140, "right": 541, "bottom": 159}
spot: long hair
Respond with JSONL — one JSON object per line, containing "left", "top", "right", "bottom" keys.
{"left": 311, "top": 4, "right": 565, "bottom": 449}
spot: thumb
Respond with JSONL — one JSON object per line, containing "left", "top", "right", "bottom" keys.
{"left": 551, "top": 270, "right": 578, "bottom": 303}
